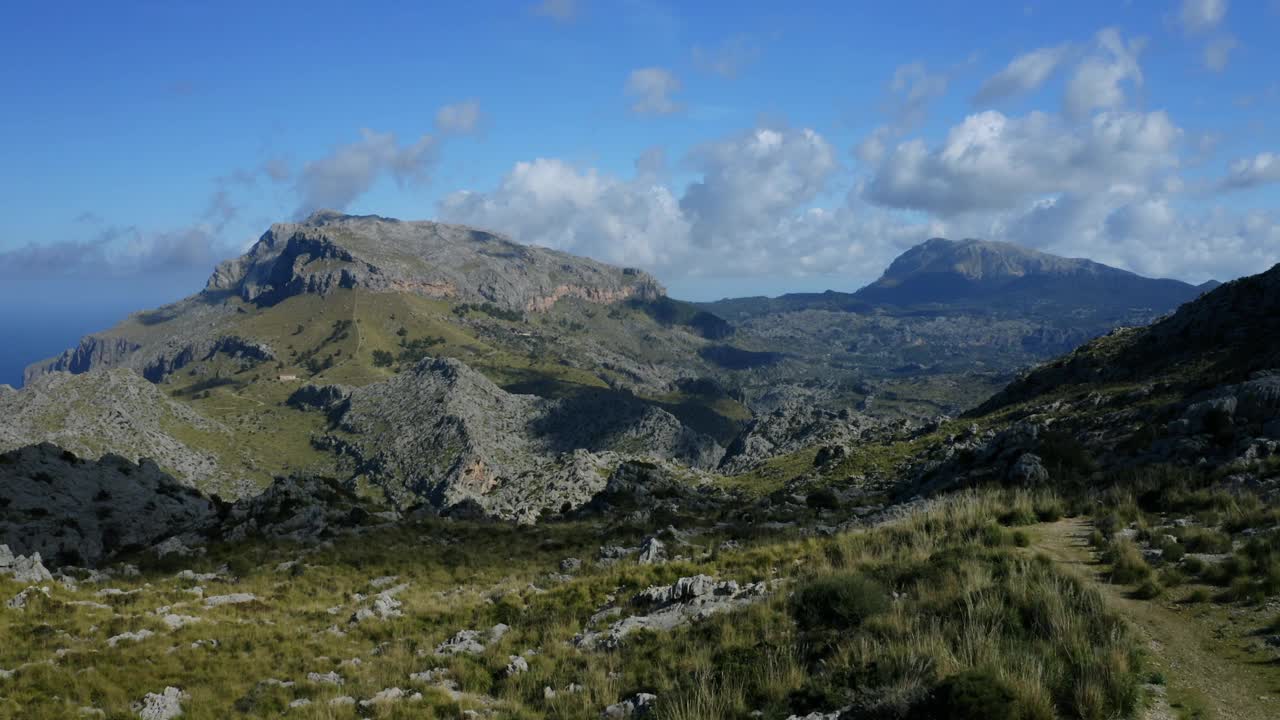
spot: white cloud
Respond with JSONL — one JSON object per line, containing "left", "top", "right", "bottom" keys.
{"left": 1064, "top": 28, "right": 1145, "bottom": 119}
{"left": 854, "top": 126, "right": 893, "bottom": 166}
{"left": 681, "top": 127, "right": 839, "bottom": 247}
{"left": 436, "top": 100, "right": 484, "bottom": 135}
{"left": 1219, "top": 152, "right": 1280, "bottom": 190}
{"left": 1180, "top": 0, "right": 1229, "bottom": 33}
{"left": 625, "top": 68, "right": 683, "bottom": 115}
{"left": 436, "top": 127, "right": 931, "bottom": 283}
{"left": 439, "top": 158, "right": 690, "bottom": 268}
{"left": 692, "top": 35, "right": 760, "bottom": 78}
{"left": 864, "top": 109, "right": 1181, "bottom": 216}
{"left": 973, "top": 44, "right": 1071, "bottom": 105}
{"left": 532, "top": 0, "right": 577, "bottom": 23}
{"left": 294, "top": 129, "right": 438, "bottom": 216}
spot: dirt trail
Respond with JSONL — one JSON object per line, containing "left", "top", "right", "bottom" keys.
{"left": 1034, "top": 517, "right": 1279, "bottom": 720}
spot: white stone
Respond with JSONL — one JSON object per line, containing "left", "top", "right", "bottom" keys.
{"left": 133, "top": 687, "right": 185, "bottom": 720}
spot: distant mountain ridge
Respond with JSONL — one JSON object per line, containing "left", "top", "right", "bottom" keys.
{"left": 854, "top": 237, "right": 1206, "bottom": 311}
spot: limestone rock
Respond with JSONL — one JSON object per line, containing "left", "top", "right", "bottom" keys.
{"left": 133, "top": 687, "right": 185, "bottom": 720}
{"left": 603, "top": 693, "right": 656, "bottom": 718}
{"left": 637, "top": 537, "right": 666, "bottom": 565}
{"left": 1008, "top": 453, "right": 1049, "bottom": 485}
{"left": 307, "top": 671, "right": 343, "bottom": 686}
{"left": 204, "top": 593, "right": 256, "bottom": 608}
{"left": 6, "top": 585, "right": 51, "bottom": 610}
{"left": 0, "top": 444, "right": 218, "bottom": 568}
{"left": 577, "top": 575, "right": 769, "bottom": 649}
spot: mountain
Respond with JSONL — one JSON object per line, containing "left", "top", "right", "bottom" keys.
{"left": 697, "top": 238, "right": 1211, "bottom": 417}
{"left": 855, "top": 237, "right": 1203, "bottom": 311}
{"left": 6, "top": 212, "right": 757, "bottom": 510}
{"left": 24, "top": 210, "right": 665, "bottom": 385}
{"left": 978, "top": 261, "right": 1280, "bottom": 414}
{"left": 893, "top": 260, "right": 1280, "bottom": 497}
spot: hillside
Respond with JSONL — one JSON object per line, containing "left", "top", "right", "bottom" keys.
{"left": 4, "top": 236, "right": 1280, "bottom": 719}
{"left": 698, "top": 238, "right": 1210, "bottom": 417}
{"left": 6, "top": 213, "right": 761, "bottom": 508}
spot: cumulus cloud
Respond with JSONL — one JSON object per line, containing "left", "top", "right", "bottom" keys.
{"left": 435, "top": 126, "right": 934, "bottom": 283}
{"left": 439, "top": 157, "right": 690, "bottom": 268}
{"left": 436, "top": 100, "right": 484, "bottom": 135}
{"left": 294, "top": 129, "right": 438, "bottom": 216}
{"left": 973, "top": 44, "right": 1071, "bottom": 105}
{"left": 532, "top": 0, "right": 577, "bottom": 22}
{"left": 625, "top": 68, "right": 683, "bottom": 115}
{"left": 1179, "top": 0, "right": 1228, "bottom": 32}
{"left": 989, "top": 192, "right": 1280, "bottom": 283}
{"left": 681, "top": 127, "right": 839, "bottom": 247}
{"left": 1219, "top": 152, "right": 1280, "bottom": 190}
{"left": 1064, "top": 28, "right": 1145, "bottom": 119}
{"left": 864, "top": 109, "right": 1181, "bottom": 216}
{"left": 692, "top": 35, "right": 760, "bottom": 78}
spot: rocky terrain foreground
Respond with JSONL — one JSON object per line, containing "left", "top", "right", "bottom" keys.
{"left": 3, "top": 214, "right": 1280, "bottom": 718}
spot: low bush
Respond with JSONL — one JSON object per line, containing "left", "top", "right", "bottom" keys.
{"left": 1104, "top": 540, "right": 1152, "bottom": 585}
{"left": 910, "top": 670, "right": 1022, "bottom": 720}
{"left": 790, "top": 573, "right": 889, "bottom": 630}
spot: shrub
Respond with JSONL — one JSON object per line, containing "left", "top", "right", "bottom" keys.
{"left": 790, "top": 573, "right": 889, "bottom": 630}
{"left": 911, "top": 670, "right": 1021, "bottom": 720}
{"left": 1161, "top": 541, "right": 1186, "bottom": 563}
{"left": 1038, "top": 431, "right": 1095, "bottom": 475}
{"left": 1132, "top": 580, "right": 1163, "bottom": 600}
{"left": 1182, "top": 588, "right": 1211, "bottom": 604}
{"left": 1033, "top": 497, "right": 1064, "bottom": 522}
{"left": 1104, "top": 540, "right": 1151, "bottom": 585}
{"left": 1175, "top": 527, "right": 1231, "bottom": 554}
{"left": 805, "top": 488, "right": 840, "bottom": 511}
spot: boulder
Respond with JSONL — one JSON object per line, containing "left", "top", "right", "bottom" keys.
{"left": 637, "top": 537, "right": 666, "bottom": 565}
{"left": 1008, "top": 453, "right": 1049, "bottom": 485}
{"left": 603, "top": 693, "right": 657, "bottom": 718}
{"left": 133, "top": 687, "right": 185, "bottom": 720}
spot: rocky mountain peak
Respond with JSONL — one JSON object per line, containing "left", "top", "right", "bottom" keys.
{"left": 854, "top": 237, "right": 1198, "bottom": 310}
{"left": 870, "top": 237, "right": 1108, "bottom": 287}
{"left": 204, "top": 212, "right": 664, "bottom": 311}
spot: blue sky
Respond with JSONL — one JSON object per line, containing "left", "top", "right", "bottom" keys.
{"left": 2, "top": 0, "right": 1280, "bottom": 383}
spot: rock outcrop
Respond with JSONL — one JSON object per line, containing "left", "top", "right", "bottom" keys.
{"left": 0, "top": 369, "right": 238, "bottom": 493}
{"left": 312, "top": 357, "right": 721, "bottom": 518}
{"left": 205, "top": 211, "right": 664, "bottom": 312}
{"left": 0, "top": 444, "right": 218, "bottom": 567}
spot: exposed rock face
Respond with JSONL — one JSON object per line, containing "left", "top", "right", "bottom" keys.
{"left": 719, "top": 402, "right": 883, "bottom": 474}
{"left": 576, "top": 574, "right": 770, "bottom": 649}
{"left": 205, "top": 211, "right": 664, "bottom": 312}
{"left": 0, "top": 545, "right": 53, "bottom": 583}
{"left": 0, "top": 369, "right": 237, "bottom": 493}
{"left": 314, "top": 357, "right": 720, "bottom": 518}
{"left": 0, "top": 444, "right": 218, "bottom": 567}
{"left": 25, "top": 211, "right": 665, "bottom": 385}
{"left": 220, "top": 475, "right": 372, "bottom": 543}
{"left": 23, "top": 335, "right": 141, "bottom": 385}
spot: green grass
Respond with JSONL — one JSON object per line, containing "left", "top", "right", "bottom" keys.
{"left": 0, "top": 489, "right": 1147, "bottom": 720}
